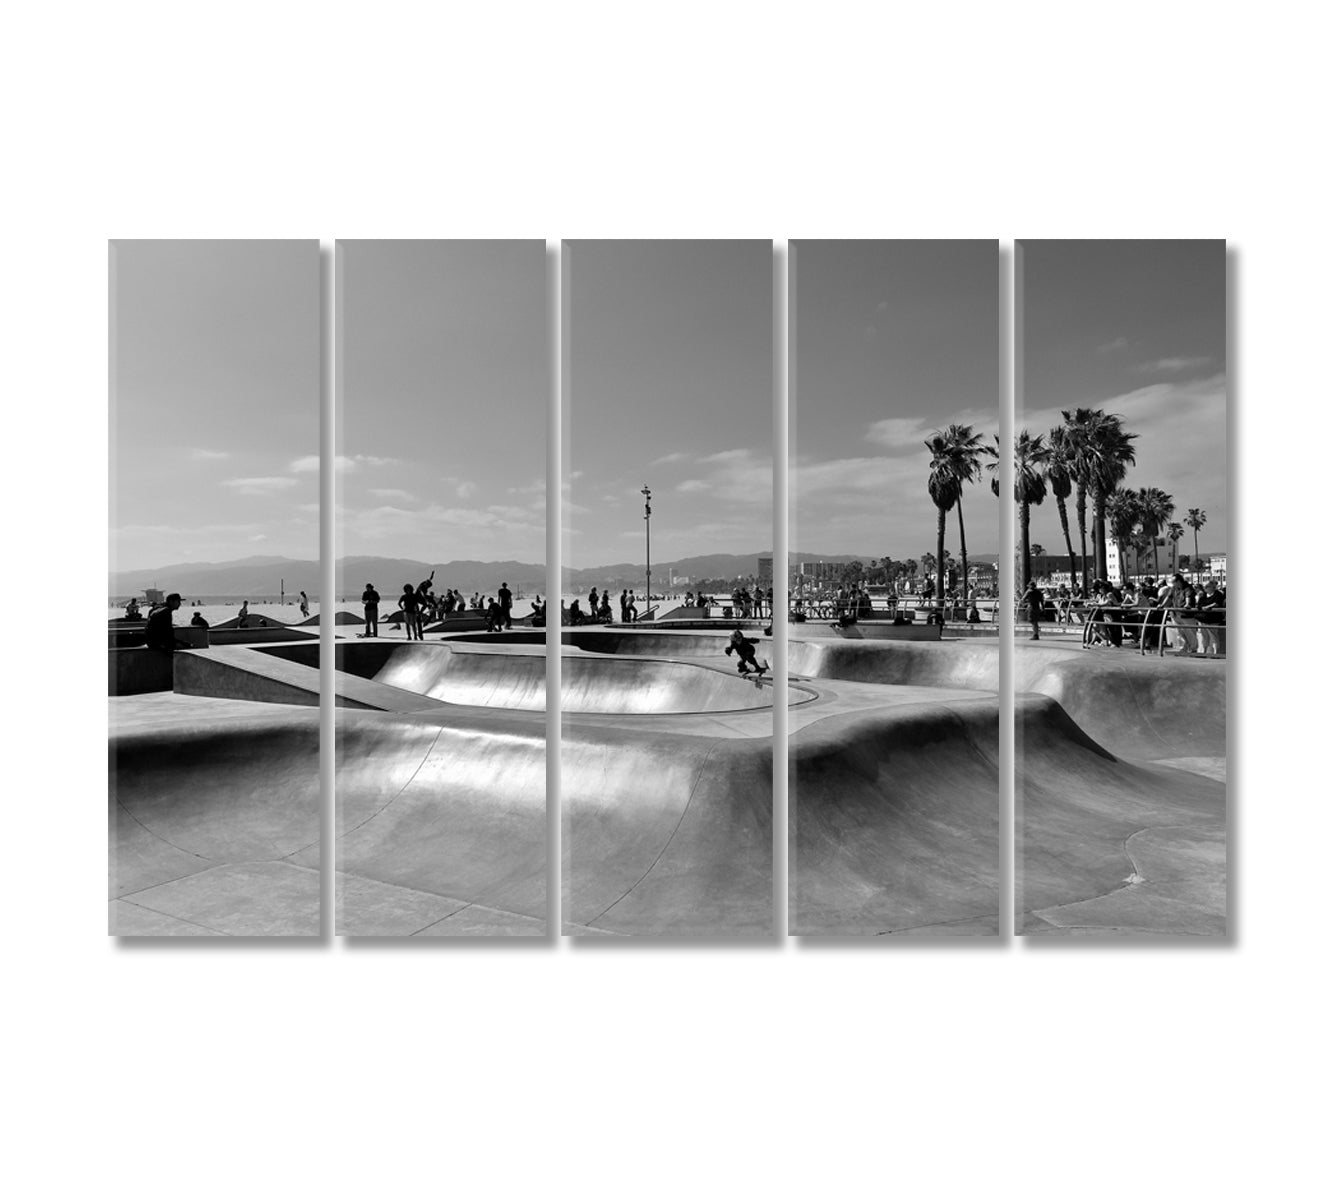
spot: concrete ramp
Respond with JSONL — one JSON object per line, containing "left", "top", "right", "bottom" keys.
{"left": 790, "top": 699, "right": 1001, "bottom": 935}
{"left": 175, "top": 645, "right": 448, "bottom": 712}
{"left": 562, "top": 725, "right": 773, "bottom": 935}
{"left": 334, "top": 640, "right": 789, "bottom": 713}
{"left": 1014, "top": 694, "right": 1225, "bottom": 934}
{"left": 110, "top": 702, "right": 321, "bottom": 936}
{"left": 334, "top": 707, "right": 547, "bottom": 935}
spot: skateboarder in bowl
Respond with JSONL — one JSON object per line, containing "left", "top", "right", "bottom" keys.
{"left": 724, "top": 625, "right": 768, "bottom": 676}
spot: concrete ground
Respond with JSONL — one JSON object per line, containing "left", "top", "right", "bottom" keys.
{"left": 110, "top": 618, "right": 1225, "bottom": 938}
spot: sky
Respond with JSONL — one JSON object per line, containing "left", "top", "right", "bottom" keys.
{"left": 791, "top": 240, "right": 1000, "bottom": 560}
{"left": 338, "top": 240, "right": 547, "bottom": 564}
{"left": 1019, "top": 240, "right": 1227, "bottom": 557}
{"left": 110, "top": 240, "right": 319, "bottom": 571}
{"left": 564, "top": 240, "right": 772, "bottom": 569}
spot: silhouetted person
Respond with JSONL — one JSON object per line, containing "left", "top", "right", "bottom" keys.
{"left": 299, "top": 591, "right": 309, "bottom": 619}
{"left": 401, "top": 584, "right": 423, "bottom": 640}
{"left": 362, "top": 583, "right": 380, "bottom": 637}
{"left": 190, "top": 610, "right": 209, "bottom": 629}
{"left": 236, "top": 599, "right": 250, "bottom": 628}
{"left": 145, "top": 593, "right": 184, "bottom": 651}
{"left": 725, "top": 625, "right": 765, "bottom": 675}
{"left": 499, "top": 581, "right": 513, "bottom": 630}
{"left": 124, "top": 597, "right": 142, "bottom": 620}
{"left": 1023, "top": 580, "right": 1043, "bottom": 640}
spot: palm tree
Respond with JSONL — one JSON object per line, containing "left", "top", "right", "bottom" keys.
{"left": 924, "top": 433, "right": 963, "bottom": 609}
{"left": 1046, "top": 424, "right": 1081, "bottom": 593}
{"left": 1186, "top": 507, "right": 1207, "bottom": 583}
{"left": 1106, "top": 487, "right": 1141, "bottom": 584}
{"left": 1059, "top": 407, "right": 1098, "bottom": 593}
{"left": 1135, "top": 486, "right": 1175, "bottom": 578}
{"left": 1086, "top": 413, "right": 1138, "bottom": 581}
{"left": 1166, "top": 521, "right": 1184, "bottom": 573}
{"left": 936, "top": 424, "right": 987, "bottom": 603}
{"left": 989, "top": 430, "right": 1049, "bottom": 587}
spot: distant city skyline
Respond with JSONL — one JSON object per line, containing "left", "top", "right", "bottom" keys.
{"left": 110, "top": 240, "right": 319, "bottom": 572}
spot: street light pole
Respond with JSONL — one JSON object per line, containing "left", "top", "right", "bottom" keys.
{"left": 641, "top": 484, "right": 652, "bottom": 622}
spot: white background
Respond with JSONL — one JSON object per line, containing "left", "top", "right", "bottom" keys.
{"left": 5, "top": 3, "right": 1329, "bottom": 1196}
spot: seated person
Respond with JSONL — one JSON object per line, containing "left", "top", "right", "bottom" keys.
{"left": 145, "top": 594, "right": 185, "bottom": 651}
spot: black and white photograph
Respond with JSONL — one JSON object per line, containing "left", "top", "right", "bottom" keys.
{"left": 108, "top": 239, "right": 321, "bottom": 936}
{"left": 1014, "top": 239, "right": 1227, "bottom": 935}
{"left": 560, "top": 239, "right": 775, "bottom": 936}
{"left": 330, "top": 240, "right": 550, "bottom": 936}
{"left": 788, "top": 240, "right": 1001, "bottom": 935}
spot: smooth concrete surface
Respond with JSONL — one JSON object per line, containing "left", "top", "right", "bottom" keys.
{"left": 790, "top": 635, "right": 1226, "bottom": 936}
{"left": 109, "top": 624, "right": 1225, "bottom": 938}
{"left": 109, "top": 697, "right": 320, "bottom": 936}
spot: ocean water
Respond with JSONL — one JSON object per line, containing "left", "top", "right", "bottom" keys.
{"left": 107, "top": 601, "right": 321, "bottom": 628}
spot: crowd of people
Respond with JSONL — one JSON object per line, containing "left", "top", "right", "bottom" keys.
{"left": 357, "top": 574, "right": 544, "bottom": 639}
{"left": 1021, "top": 573, "right": 1227, "bottom": 655}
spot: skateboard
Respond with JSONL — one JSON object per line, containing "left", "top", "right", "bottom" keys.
{"left": 739, "top": 659, "right": 770, "bottom": 678}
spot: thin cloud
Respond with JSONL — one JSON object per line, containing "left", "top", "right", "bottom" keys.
{"left": 188, "top": 448, "right": 230, "bottom": 461}
{"left": 291, "top": 454, "right": 396, "bottom": 473}
{"left": 652, "top": 451, "right": 690, "bottom": 465}
{"left": 224, "top": 476, "right": 298, "bottom": 495}
{"left": 1097, "top": 337, "right": 1130, "bottom": 353}
{"left": 865, "top": 417, "right": 931, "bottom": 451}
{"left": 1135, "top": 356, "right": 1213, "bottom": 374}
{"left": 368, "top": 488, "right": 416, "bottom": 502}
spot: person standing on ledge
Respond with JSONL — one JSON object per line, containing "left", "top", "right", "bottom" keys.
{"left": 400, "top": 583, "right": 422, "bottom": 640}
{"left": 299, "top": 590, "right": 309, "bottom": 620}
{"left": 1022, "top": 579, "right": 1044, "bottom": 641}
{"left": 499, "top": 580, "right": 514, "bottom": 630}
{"left": 361, "top": 582, "right": 380, "bottom": 638}
{"left": 145, "top": 593, "right": 185, "bottom": 651}
{"left": 236, "top": 599, "right": 250, "bottom": 628}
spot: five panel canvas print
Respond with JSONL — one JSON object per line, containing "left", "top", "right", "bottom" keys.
{"left": 108, "top": 239, "right": 1227, "bottom": 939}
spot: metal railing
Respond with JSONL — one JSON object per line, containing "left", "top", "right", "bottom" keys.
{"left": 1016, "top": 601, "right": 1227, "bottom": 657}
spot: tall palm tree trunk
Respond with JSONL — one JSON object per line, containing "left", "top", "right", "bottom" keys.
{"left": 956, "top": 496, "right": 969, "bottom": 606}
{"left": 935, "top": 504, "right": 947, "bottom": 610}
{"left": 1075, "top": 483, "right": 1089, "bottom": 594}
{"left": 1056, "top": 496, "right": 1077, "bottom": 593}
{"left": 1019, "top": 502, "right": 1032, "bottom": 587}
{"left": 1192, "top": 529, "right": 1200, "bottom": 582}
{"left": 1093, "top": 489, "right": 1107, "bottom": 581}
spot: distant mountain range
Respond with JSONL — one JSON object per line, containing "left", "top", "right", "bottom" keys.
{"left": 111, "top": 548, "right": 1017, "bottom": 601}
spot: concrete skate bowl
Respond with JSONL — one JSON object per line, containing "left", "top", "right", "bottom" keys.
{"left": 562, "top": 724, "right": 773, "bottom": 936}
{"left": 334, "top": 707, "right": 548, "bottom": 936}
{"left": 787, "top": 637, "right": 1225, "bottom": 761}
{"left": 788, "top": 636, "right": 1226, "bottom": 935}
{"left": 1013, "top": 693, "right": 1224, "bottom": 935}
{"left": 448, "top": 628, "right": 748, "bottom": 658}
{"left": 316, "top": 639, "right": 807, "bottom": 714}
{"left": 790, "top": 698, "right": 1001, "bottom": 935}
{"left": 109, "top": 707, "right": 321, "bottom": 936}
